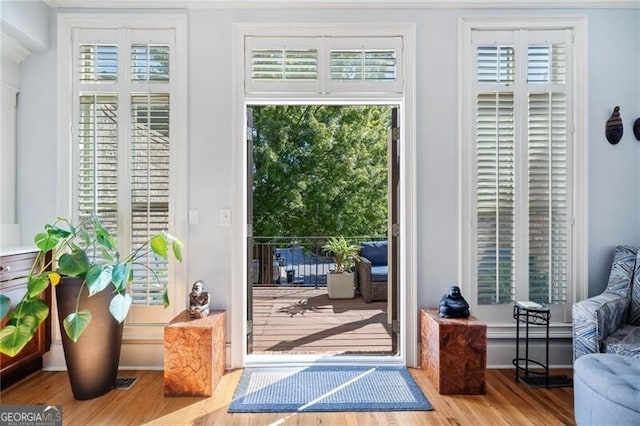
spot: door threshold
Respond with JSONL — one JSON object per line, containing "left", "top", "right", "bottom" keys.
{"left": 244, "top": 353, "right": 404, "bottom": 368}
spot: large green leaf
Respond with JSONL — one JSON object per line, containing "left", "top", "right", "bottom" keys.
{"left": 172, "top": 239, "right": 184, "bottom": 262}
{"left": 58, "top": 249, "right": 91, "bottom": 277}
{"left": 46, "top": 225, "right": 71, "bottom": 239}
{"left": 109, "top": 293, "right": 131, "bottom": 323}
{"left": 0, "top": 322, "right": 36, "bottom": 357}
{"left": 63, "top": 310, "right": 92, "bottom": 342}
{"left": 162, "top": 290, "right": 170, "bottom": 308}
{"left": 150, "top": 234, "right": 168, "bottom": 258}
{"left": 111, "top": 263, "right": 131, "bottom": 292}
{"left": 94, "top": 220, "right": 116, "bottom": 251}
{"left": 85, "top": 265, "right": 113, "bottom": 296}
{"left": 34, "top": 232, "right": 59, "bottom": 252}
{"left": 0, "top": 294, "right": 10, "bottom": 321}
{"left": 27, "top": 275, "right": 50, "bottom": 298}
{"left": 11, "top": 299, "right": 49, "bottom": 327}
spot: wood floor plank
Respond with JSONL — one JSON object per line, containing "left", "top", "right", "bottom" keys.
{"left": 0, "top": 368, "right": 574, "bottom": 425}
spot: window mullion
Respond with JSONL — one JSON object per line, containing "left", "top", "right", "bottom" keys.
{"left": 119, "top": 29, "right": 132, "bottom": 259}
{"left": 514, "top": 30, "right": 530, "bottom": 303}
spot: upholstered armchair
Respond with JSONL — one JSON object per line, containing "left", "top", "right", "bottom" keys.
{"left": 356, "top": 240, "right": 388, "bottom": 303}
{"left": 572, "top": 245, "right": 640, "bottom": 360}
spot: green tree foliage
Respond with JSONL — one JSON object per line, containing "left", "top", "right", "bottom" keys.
{"left": 251, "top": 105, "right": 390, "bottom": 238}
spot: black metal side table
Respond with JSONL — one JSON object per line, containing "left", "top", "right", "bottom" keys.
{"left": 512, "top": 302, "right": 551, "bottom": 388}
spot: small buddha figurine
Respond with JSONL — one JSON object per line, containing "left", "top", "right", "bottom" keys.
{"left": 438, "top": 285, "right": 470, "bottom": 318}
{"left": 189, "top": 280, "right": 211, "bottom": 318}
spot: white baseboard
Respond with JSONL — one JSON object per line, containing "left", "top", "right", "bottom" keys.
{"left": 44, "top": 339, "right": 573, "bottom": 371}
{"left": 487, "top": 338, "right": 574, "bottom": 369}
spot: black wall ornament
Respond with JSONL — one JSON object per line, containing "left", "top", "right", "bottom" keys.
{"left": 605, "top": 106, "right": 623, "bottom": 144}
{"left": 633, "top": 117, "right": 640, "bottom": 141}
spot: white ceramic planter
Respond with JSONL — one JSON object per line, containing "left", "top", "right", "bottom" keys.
{"left": 327, "top": 271, "right": 355, "bottom": 299}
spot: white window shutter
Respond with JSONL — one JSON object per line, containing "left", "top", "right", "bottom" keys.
{"left": 245, "top": 36, "right": 402, "bottom": 94}
{"left": 77, "top": 94, "right": 119, "bottom": 234}
{"left": 475, "top": 92, "right": 516, "bottom": 305}
{"left": 471, "top": 29, "right": 571, "bottom": 311}
{"left": 74, "top": 30, "right": 178, "bottom": 313}
{"left": 130, "top": 93, "right": 171, "bottom": 306}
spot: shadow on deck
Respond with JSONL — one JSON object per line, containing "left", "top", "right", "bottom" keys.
{"left": 251, "top": 287, "right": 393, "bottom": 355}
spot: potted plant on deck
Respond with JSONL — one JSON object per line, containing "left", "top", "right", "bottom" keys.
{"left": 322, "top": 236, "right": 360, "bottom": 299}
{"left": 0, "top": 215, "right": 183, "bottom": 399}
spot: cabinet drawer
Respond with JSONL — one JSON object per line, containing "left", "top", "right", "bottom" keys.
{"left": 0, "top": 251, "right": 39, "bottom": 282}
{"left": 0, "top": 250, "right": 51, "bottom": 388}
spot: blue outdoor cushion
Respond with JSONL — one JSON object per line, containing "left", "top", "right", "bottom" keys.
{"left": 361, "top": 241, "right": 388, "bottom": 266}
{"left": 371, "top": 265, "right": 388, "bottom": 282}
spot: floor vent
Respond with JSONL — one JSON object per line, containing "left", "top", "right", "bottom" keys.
{"left": 115, "top": 377, "right": 138, "bottom": 390}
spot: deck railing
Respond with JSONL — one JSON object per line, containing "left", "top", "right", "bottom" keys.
{"left": 251, "top": 235, "right": 385, "bottom": 288}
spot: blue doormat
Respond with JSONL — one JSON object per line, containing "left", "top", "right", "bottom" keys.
{"left": 228, "top": 366, "right": 433, "bottom": 413}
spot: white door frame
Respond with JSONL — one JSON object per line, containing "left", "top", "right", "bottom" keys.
{"left": 230, "top": 23, "right": 417, "bottom": 369}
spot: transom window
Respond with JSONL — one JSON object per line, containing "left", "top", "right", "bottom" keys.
{"left": 245, "top": 36, "right": 403, "bottom": 94}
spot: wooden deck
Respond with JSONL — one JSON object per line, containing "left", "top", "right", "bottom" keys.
{"left": 251, "top": 286, "right": 393, "bottom": 355}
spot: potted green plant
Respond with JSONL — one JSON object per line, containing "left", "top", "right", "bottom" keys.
{"left": 322, "top": 236, "right": 360, "bottom": 299}
{"left": 0, "top": 215, "right": 183, "bottom": 399}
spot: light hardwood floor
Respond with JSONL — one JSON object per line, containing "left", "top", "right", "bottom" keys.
{"left": 0, "top": 368, "right": 574, "bottom": 425}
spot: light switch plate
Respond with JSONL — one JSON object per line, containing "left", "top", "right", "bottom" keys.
{"left": 188, "top": 209, "right": 199, "bottom": 225}
{"left": 220, "top": 208, "right": 231, "bottom": 226}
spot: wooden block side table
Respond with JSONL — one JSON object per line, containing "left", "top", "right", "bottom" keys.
{"left": 164, "top": 310, "right": 225, "bottom": 397}
{"left": 420, "top": 308, "right": 487, "bottom": 394}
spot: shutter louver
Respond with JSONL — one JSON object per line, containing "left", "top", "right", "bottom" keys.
{"left": 476, "top": 92, "right": 515, "bottom": 305}
{"left": 330, "top": 50, "right": 396, "bottom": 81}
{"left": 251, "top": 49, "right": 318, "bottom": 80}
{"left": 77, "top": 94, "right": 119, "bottom": 235}
{"left": 130, "top": 94, "right": 171, "bottom": 306}
{"left": 131, "top": 44, "right": 170, "bottom": 82}
{"left": 79, "top": 44, "right": 118, "bottom": 82}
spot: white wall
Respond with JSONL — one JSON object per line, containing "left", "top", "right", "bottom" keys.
{"left": 0, "top": 0, "right": 50, "bottom": 246}
{"left": 0, "top": 0, "right": 50, "bottom": 52}
{"left": 14, "top": 10, "right": 56, "bottom": 248}
{"left": 14, "top": 5, "right": 640, "bottom": 368}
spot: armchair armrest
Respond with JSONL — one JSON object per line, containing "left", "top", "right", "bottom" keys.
{"left": 356, "top": 256, "right": 373, "bottom": 303}
{"left": 572, "top": 292, "right": 630, "bottom": 360}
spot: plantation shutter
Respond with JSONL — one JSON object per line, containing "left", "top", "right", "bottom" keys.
{"left": 245, "top": 37, "right": 320, "bottom": 94}
{"left": 130, "top": 93, "right": 171, "bottom": 306}
{"left": 77, "top": 94, "right": 119, "bottom": 233}
{"left": 526, "top": 36, "right": 570, "bottom": 305}
{"left": 471, "top": 29, "right": 572, "bottom": 312}
{"left": 250, "top": 49, "right": 318, "bottom": 81}
{"left": 476, "top": 91, "right": 515, "bottom": 304}
{"left": 74, "top": 28, "right": 177, "bottom": 317}
{"left": 77, "top": 37, "right": 121, "bottom": 237}
{"left": 245, "top": 36, "right": 402, "bottom": 94}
